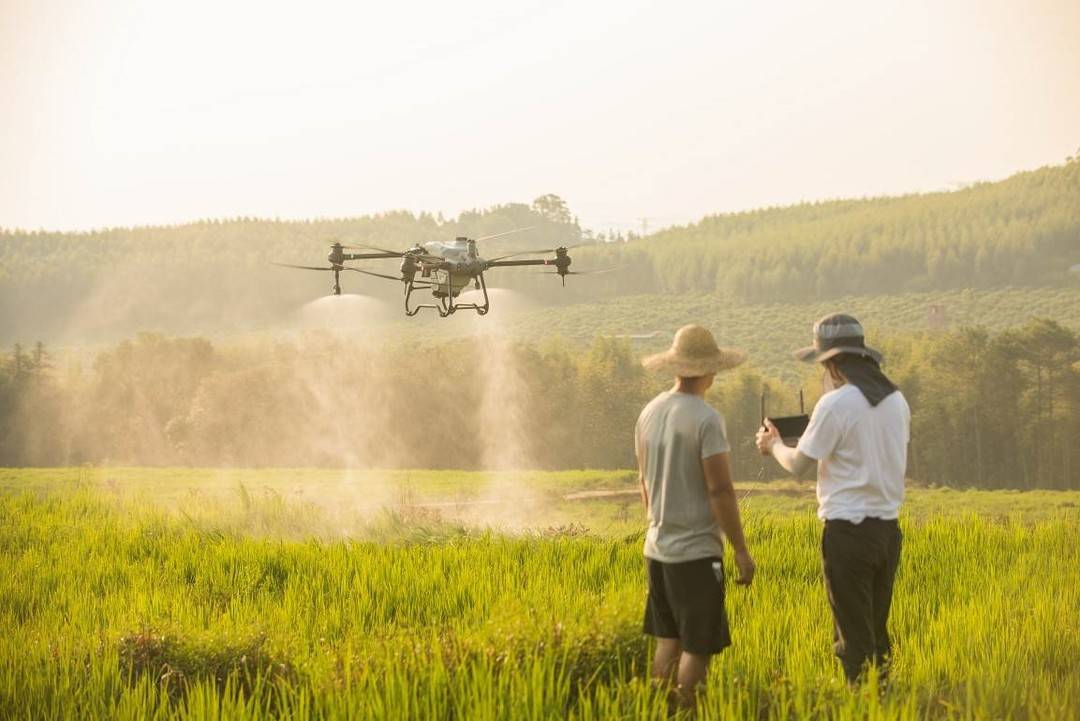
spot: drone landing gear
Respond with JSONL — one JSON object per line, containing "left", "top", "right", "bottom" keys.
{"left": 404, "top": 273, "right": 490, "bottom": 317}
{"left": 446, "top": 273, "right": 490, "bottom": 316}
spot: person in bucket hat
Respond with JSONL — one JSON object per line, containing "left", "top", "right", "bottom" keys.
{"left": 636, "top": 325, "right": 755, "bottom": 709}
{"left": 792, "top": 312, "right": 884, "bottom": 364}
{"left": 757, "top": 313, "right": 909, "bottom": 684}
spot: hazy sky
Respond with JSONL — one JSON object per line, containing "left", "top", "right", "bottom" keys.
{"left": 2, "top": 0, "right": 1078, "bottom": 233}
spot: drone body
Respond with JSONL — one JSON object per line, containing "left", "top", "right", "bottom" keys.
{"left": 277, "top": 229, "right": 590, "bottom": 317}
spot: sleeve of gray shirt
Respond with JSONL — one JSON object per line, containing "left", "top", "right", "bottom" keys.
{"left": 699, "top": 411, "right": 731, "bottom": 459}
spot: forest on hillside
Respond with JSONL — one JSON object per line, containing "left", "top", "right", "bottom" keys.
{"left": 491, "top": 286, "right": 1080, "bottom": 380}
{"left": 2, "top": 161, "right": 1078, "bottom": 343}
{"left": 625, "top": 159, "right": 1080, "bottom": 299}
{"left": 0, "top": 196, "right": 584, "bottom": 343}
{"left": 2, "top": 320, "right": 1077, "bottom": 489}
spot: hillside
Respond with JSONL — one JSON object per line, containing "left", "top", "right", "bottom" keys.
{"left": 423, "top": 286, "right": 1080, "bottom": 380}
{"left": 1, "top": 161, "right": 1078, "bottom": 344}
{"left": 569, "top": 159, "right": 1080, "bottom": 300}
{"left": 0, "top": 199, "right": 582, "bottom": 343}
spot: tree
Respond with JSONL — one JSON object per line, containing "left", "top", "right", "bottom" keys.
{"left": 531, "top": 194, "right": 573, "bottom": 225}
{"left": 709, "top": 368, "right": 791, "bottom": 481}
{"left": 578, "top": 337, "right": 648, "bottom": 467}
{"left": 998, "top": 319, "right": 1078, "bottom": 487}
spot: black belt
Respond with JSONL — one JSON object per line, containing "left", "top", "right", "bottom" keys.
{"left": 824, "top": 517, "right": 898, "bottom": 526}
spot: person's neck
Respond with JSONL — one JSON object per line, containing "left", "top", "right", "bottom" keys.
{"left": 672, "top": 380, "right": 707, "bottom": 397}
{"left": 824, "top": 379, "right": 848, "bottom": 394}
{"left": 824, "top": 366, "right": 847, "bottom": 393}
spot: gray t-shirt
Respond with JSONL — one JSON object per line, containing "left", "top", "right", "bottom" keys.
{"left": 636, "top": 391, "right": 730, "bottom": 563}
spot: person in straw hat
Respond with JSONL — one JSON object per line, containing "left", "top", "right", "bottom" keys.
{"left": 756, "top": 312, "right": 909, "bottom": 685}
{"left": 636, "top": 324, "right": 756, "bottom": 709}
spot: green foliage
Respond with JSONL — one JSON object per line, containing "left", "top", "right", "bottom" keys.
{"left": 883, "top": 319, "right": 1080, "bottom": 489}
{"left": 601, "top": 161, "right": 1080, "bottom": 300}
{"left": 0, "top": 197, "right": 583, "bottom": 342}
{"left": 118, "top": 629, "right": 293, "bottom": 701}
{"left": 2, "top": 163, "right": 1078, "bottom": 342}
{"left": 495, "top": 286, "right": 1080, "bottom": 380}
{"left": 1, "top": 481, "right": 1078, "bottom": 719}
{"left": 1, "top": 318, "right": 1078, "bottom": 488}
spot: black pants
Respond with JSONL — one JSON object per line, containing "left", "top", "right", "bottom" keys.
{"left": 822, "top": 518, "right": 902, "bottom": 683}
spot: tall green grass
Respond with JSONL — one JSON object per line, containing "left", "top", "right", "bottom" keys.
{"left": 2, "top": 478, "right": 1078, "bottom": 719}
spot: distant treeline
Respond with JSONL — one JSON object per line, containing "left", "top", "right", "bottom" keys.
{"left": 2, "top": 320, "right": 1077, "bottom": 489}
{"left": 622, "top": 160, "right": 1080, "bottom": 299}
{"left": 0, "top": 196, "right": 585, "bottom": 342}
{"left": 2, "top": 161, "right": 1078, "bottom": 342}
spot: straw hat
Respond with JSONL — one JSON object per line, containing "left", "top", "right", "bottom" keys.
{"left": 642, "top": 325, "right": 746, "bottom": 377}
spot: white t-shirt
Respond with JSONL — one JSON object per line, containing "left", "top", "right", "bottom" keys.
{"left": 797, "top": 384, "right": 910, "bottom": 523}
{"left": 636, "top": 391, "right": 730, "bottom": 563}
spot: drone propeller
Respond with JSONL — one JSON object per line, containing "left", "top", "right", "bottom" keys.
{"left": 502, "top": 267, "right": 619, "bottom": 287}
{"left": 341, "top": 266, "right": 404, "bottom": 282}
{"left": 560, "top": 268, "right": 617, "bottom": 275}
{"left": 472, "top": 226, "right": 535, "bottom": 243}
{"left": 273, "top": 261, "right": 403, "bottom": 281}
{"left": 548, "top": 271, "right": 616, "bottom": 278}
{"left": 488, "top": 242, "right": 587, "bottom": 262}
{"left": 339, "top": 244, "right": 404, "bottom": 255}
{"left": 272, "top": 262, "right": 337, "bottom": 271}
{"left": 507, "top": 267, "right": 619, "bottom": 276}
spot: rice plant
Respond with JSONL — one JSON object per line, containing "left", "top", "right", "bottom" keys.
{"left": 1, "top": 473, "right": 1077, "bottom": 719}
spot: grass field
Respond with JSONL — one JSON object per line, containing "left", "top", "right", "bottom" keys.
{"left": 2, "top": 468, "right": 1079, "bottom": 719}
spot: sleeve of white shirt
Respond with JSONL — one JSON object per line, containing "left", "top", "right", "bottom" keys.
{"left": 700, "top": 412, "right": 731, "bottom": 459}
{"left": 797, "top": 400, "right": 843, "bottom": 461}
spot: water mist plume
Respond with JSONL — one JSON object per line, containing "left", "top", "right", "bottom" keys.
{"left": 297, "top": 294, "right": 394, "bottom": 331}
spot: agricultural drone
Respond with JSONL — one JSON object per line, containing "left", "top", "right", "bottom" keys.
{"left": 274, "top": 228, "right": 606, "bottom": 317}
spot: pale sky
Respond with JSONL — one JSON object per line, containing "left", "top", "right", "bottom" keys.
{"left": 2, "top": 0, "right": 1078, "bottom": 234}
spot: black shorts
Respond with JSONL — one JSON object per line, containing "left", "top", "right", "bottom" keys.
{"left": 643, "top": 556, "right": 731, "bottom": 655}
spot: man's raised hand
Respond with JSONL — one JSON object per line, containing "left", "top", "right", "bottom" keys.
{"left": 755, "top": 419, "right": 781, "bottom": 456}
